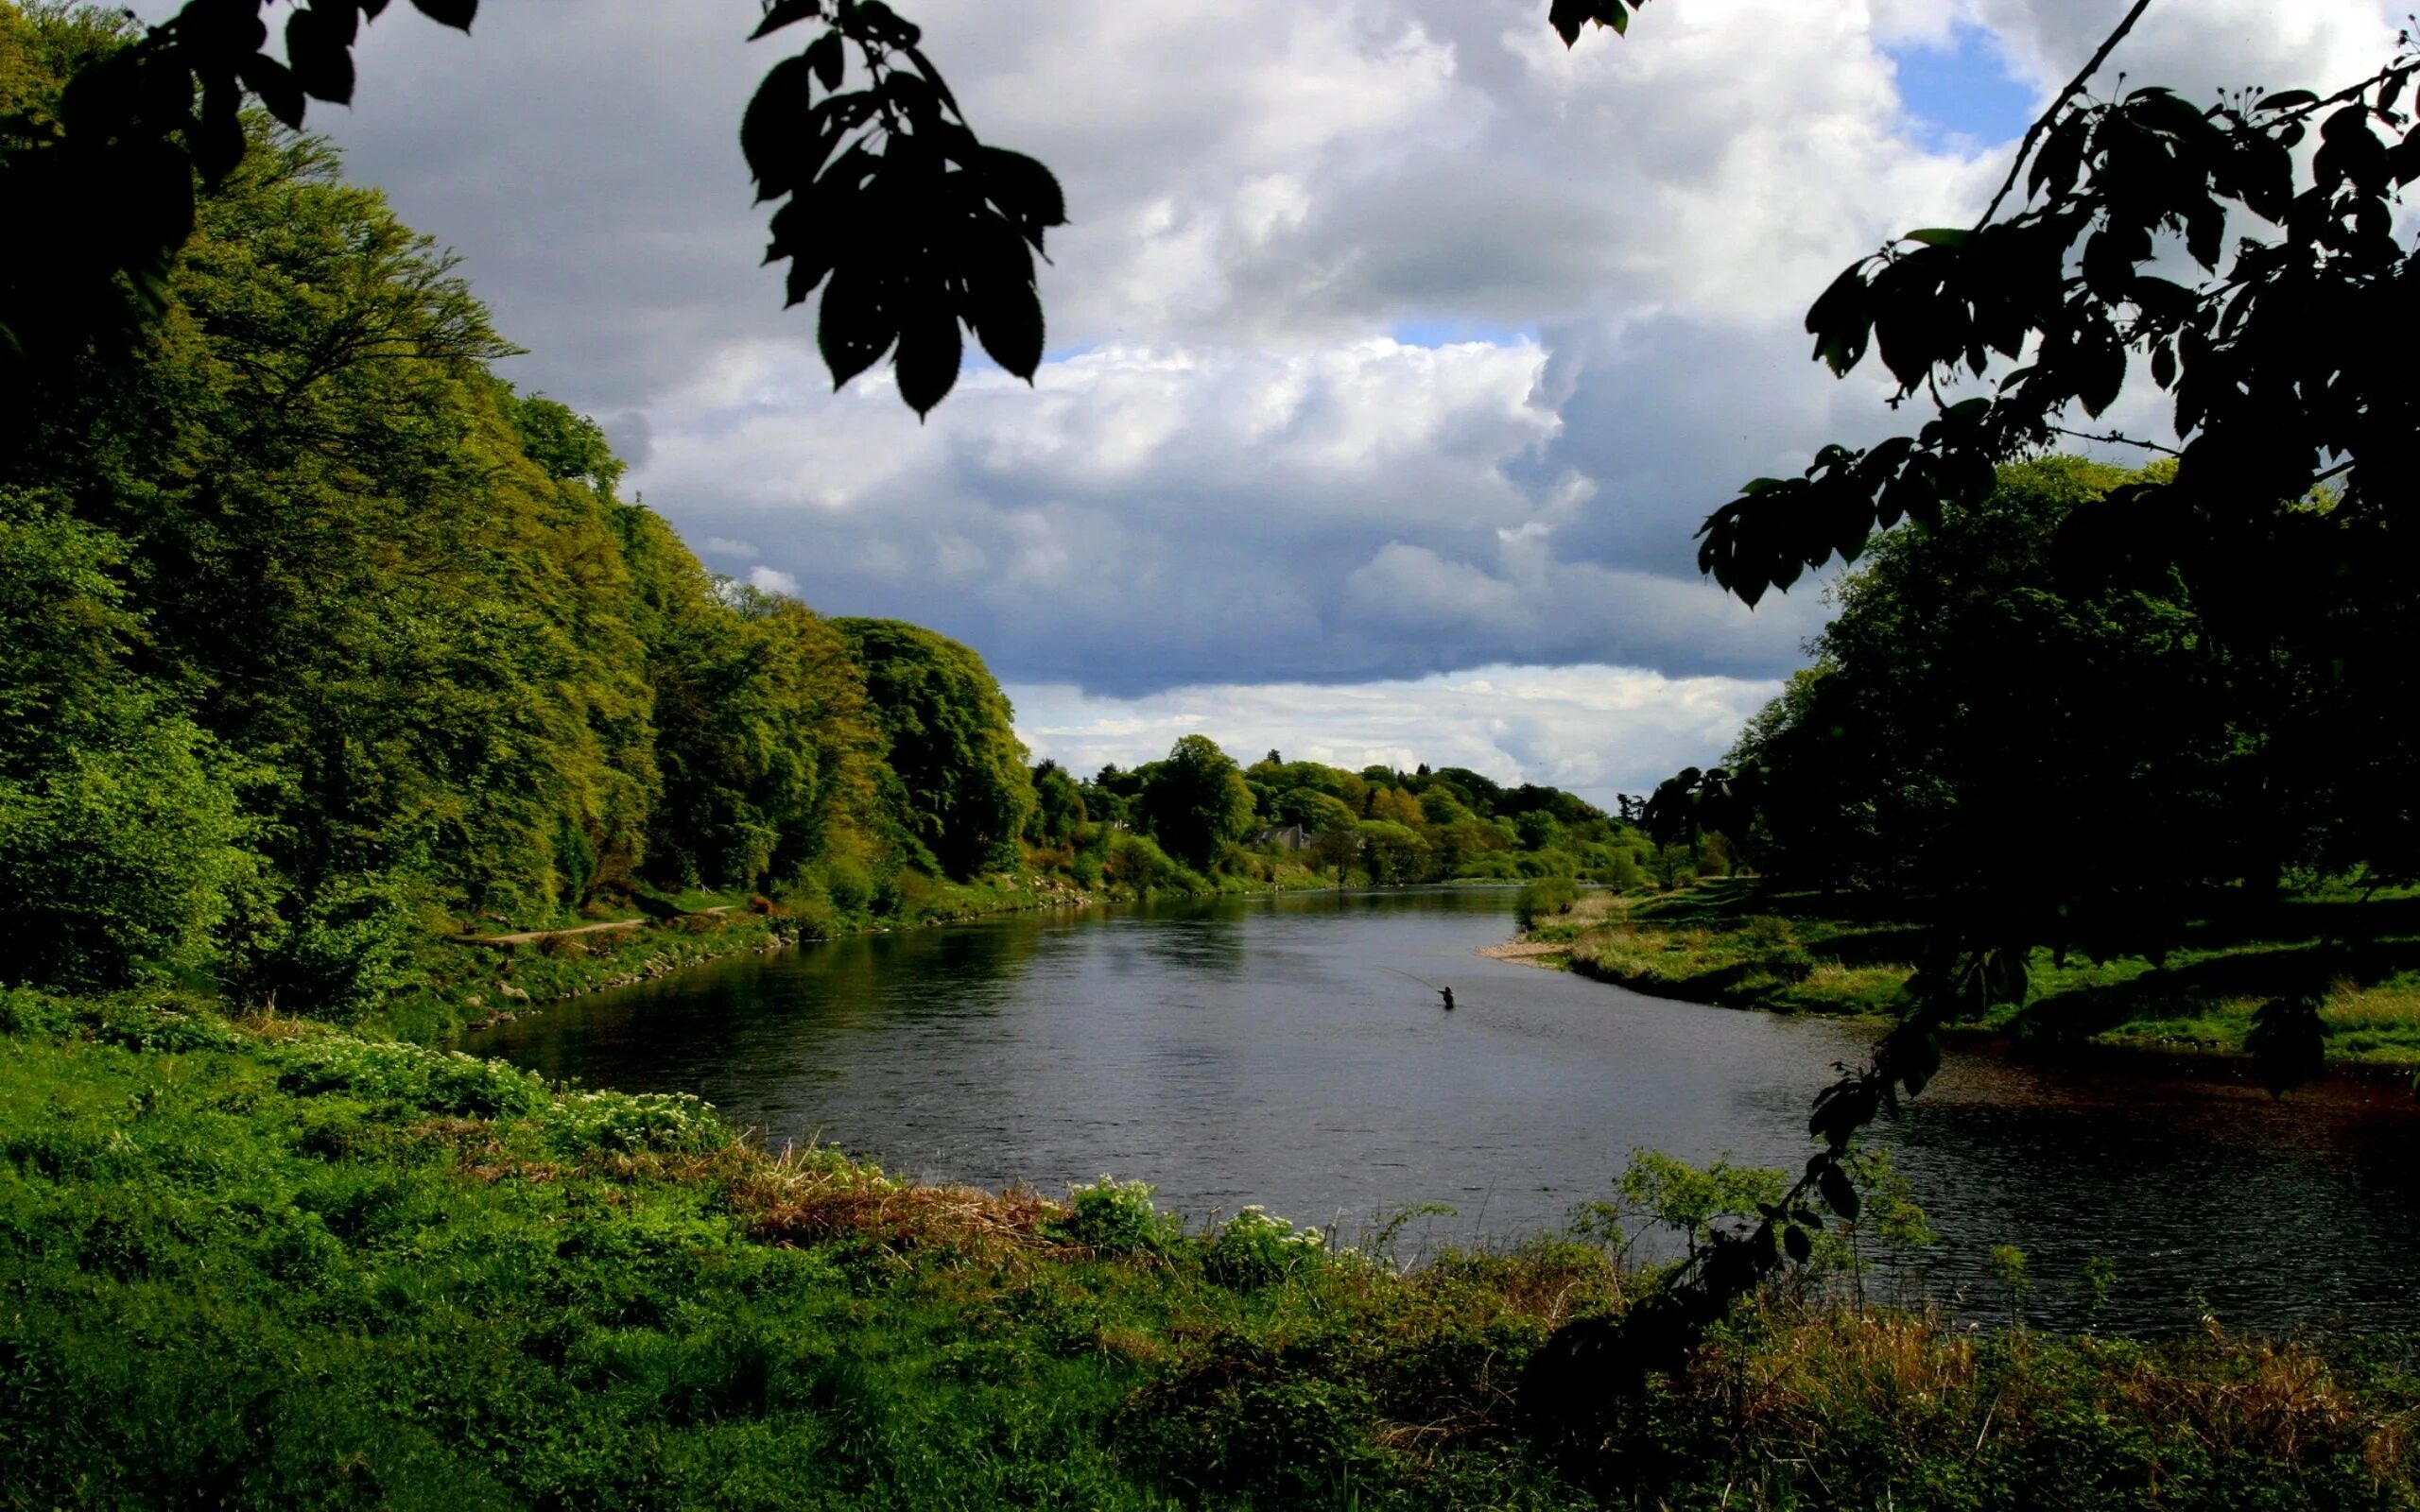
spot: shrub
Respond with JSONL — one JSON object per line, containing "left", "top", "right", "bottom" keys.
{"left": 539, "top": 1087, "right": 727, "bottom": 1155}
{"left": 1203, "top": 1206, "right": 1327, "bottom": 1289}
{"left": 239, "top": 874, "right": 421, "bottom": 1022}
{"left": 1102, "top": 831, "right": 1203, "bottom": 894}
{"left": 1514, "top": 877, "right": 1582, "bottom": 930}
{"left": 272, "top": 1038, "right": 548, "bottom": 1119}
{"left": 1050, "top": 1177, "right": 1181, "bottom": 1257}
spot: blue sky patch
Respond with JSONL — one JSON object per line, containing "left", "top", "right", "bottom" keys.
{"left": 1888, "top": 22, "right": 2036, "bottom": 148}
{"left": 1390, "top": 318, "right": 1537, "bottom": 350}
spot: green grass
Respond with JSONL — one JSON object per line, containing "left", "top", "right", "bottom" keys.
{"left": 1539, "top": 879, "right": 2420, "bottom": 1066}
{"left": 3, "top": 988, "right": 2416, "bottom": 1508}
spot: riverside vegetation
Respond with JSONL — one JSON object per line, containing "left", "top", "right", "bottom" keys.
{"left": 1511, "top": 878, "right": 2420, "bottom": 1069}
{"left": 1544, "top": 458, "right": 2420, "bottom": 1074}
{"left": 7, "top": 988, "right": 2417, "bottom": 1509}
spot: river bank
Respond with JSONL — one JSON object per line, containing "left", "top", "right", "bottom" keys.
{"left": 1502, "top": 879, "right": 2420, "bottom": 1070}
{"left": 4, "top": 987, "right": 2413, "bottom": 1510}
{"left": 392, "top": 863, "right": 1340, "bottom": 1043}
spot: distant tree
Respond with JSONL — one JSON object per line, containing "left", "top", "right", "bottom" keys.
{"left": 1135, "top": 734, "right": 1254, "bottom": 870}
{"left": 1026, "top": 758, "right": 1086, "bottom": 847}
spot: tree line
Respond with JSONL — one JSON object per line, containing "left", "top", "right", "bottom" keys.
{"left": 0, "top": 5, "right": 1640, "bottom": 1022}
{"left": 0, "top": 9, "right": 1043, "bottom": 1016}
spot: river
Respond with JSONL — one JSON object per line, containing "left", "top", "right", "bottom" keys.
{"left": 465, "top": 887, "right": 2420, "bottom": 1332}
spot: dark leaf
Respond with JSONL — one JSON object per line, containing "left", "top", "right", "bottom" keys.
{"left": 239, "top": 54, "right": 307, "bottom": 129}
{"left": 751, "top": 0, "right": 825, "bottom": 42}
{"left": 1903, "top": 226, "right": 1971, "bottom": 248}
{"left": 408, "top": 0, "right": 476, "bottom": 29}
{"left": 979, "top": 147, "right": 1068, "bottom": 242}
{"left": 846, "top": 0, "right": 921, "bottom": 49}
{"left": 2074, "top": 334, "right": 2126, "bottom": 418}
{"left": 807, "top": 29, "right": 846, "bottom": 93}
{"left": 285, "top": 7, "right": 357, "bottom": 104}
{"left": 892, "top": 305, "right": 963, "bottom": 417}
{"left": 1817, "top": 1162, "right": 1861, "bottom": 1221}
{"left": 818, "top": 266, "right": 894, "bottom": 389}
{"left": 902, "top": 44, "right": 960, "bottom": 115}
{"left": 2255, "top": 89, "right": 2319, "bottom": 112}
{"left": 1782, "top": 1224, "right": 1812, "bottom": 1263}
{"left": 193, "top": 78, "right": 249, "bottom": 182}
{"left": 741, "top": 55, "right": 815, "bottom": 199}
{"left": 969, "top": 255, "right": 1045, "bottom": 378}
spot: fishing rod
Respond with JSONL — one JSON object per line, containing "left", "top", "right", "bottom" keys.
{"left": 1382, "top": 965, "right": 1456, "bottom": 1008}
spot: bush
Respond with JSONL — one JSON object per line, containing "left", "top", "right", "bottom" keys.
{"left": 1202, "top": 1206, "right": 1327, "bottom": 1289}
{"left": 1514, "top": 877, "right": 1582, "bottom": 930}
{"left": 538, "top": 1087, "right": 727, "bottom": 1156}
{"left": 1050, "top": 1176, "right": 1182, "bottom": 1257}
{"left": 272, "top": 1038, "right": 549, "bottom": 1119}
{"left": 237, "top": 874, "right": 421, "bottom": 1022}
{"left": 1102, "top": 831, "right": 1203, "bottom": 894}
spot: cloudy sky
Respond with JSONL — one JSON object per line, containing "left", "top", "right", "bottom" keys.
{"left": 198, "top": 0, "right": 2403, "bottom": 801}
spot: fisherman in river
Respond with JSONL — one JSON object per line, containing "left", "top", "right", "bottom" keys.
{"left": 1438, "top": 986, "right": 1455, "bottom": 1011}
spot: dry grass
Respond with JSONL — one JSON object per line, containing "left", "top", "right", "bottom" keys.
{"left": 711, "top": 1141, "right": 1071, "bottom": 1258}
{"left": 2325, "top": 978, "right": 2420, "bottom": 1029}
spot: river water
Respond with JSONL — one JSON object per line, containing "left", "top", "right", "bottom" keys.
{"left": 465, "top": 887, "right": 2420, "bottom": 1332}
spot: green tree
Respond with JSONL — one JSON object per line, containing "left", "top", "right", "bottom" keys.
{"left": 0, "top": 494, "right": 252, "bottom": 988}
{"left": 1135, "top": 734, "right": 1254, "bottom": 870}
{"left": 1026, "top": 759, "right": 1086, "bottom": 847}
{"left": 834, "top": 617, "right": 1035, "bottom": 877}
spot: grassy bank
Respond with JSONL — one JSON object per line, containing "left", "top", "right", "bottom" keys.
{"left": 1512, "top": 880, "right": 2420, "bottom": 1066}
{"left": 4, "top": 989, "right": 2416, "bottom": 1509}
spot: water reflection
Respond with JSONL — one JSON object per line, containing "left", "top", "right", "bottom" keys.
{"left": 466, "top": 887, "right": 2420, "bottom": 1333}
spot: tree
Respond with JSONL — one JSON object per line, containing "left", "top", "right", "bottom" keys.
{"left": 0, "top": 497, "right": 252, "bottom": 988}
{"left": 1025, "top": 758, "right": 1086, "bottom": 847}
{"left": 832, "top": 617, "right": 1034, "bottom": 876}
{"left": 1135, "top": 734, "right": 1254, "bottom": 870}
{"left": 1529, "top": 5, "right": 2420, "bottom": 1410}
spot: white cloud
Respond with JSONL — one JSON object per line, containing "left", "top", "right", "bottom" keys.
{"left": 1011, "top": 662, "right": 1783, "bottom": 806}
{"left": 746, "top": 564, "right": 801, "bottom": 596}
{"left": 169, "top": 0, "right": 2405, "bottom": 696}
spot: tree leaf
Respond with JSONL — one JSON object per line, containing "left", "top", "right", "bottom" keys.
{"left": 893, "top": 305, "right": 963, "bottom": 417}
{"left": 807, "top": 29, "right": 846, "bottom": 94}
{"left": 818, "top": 266, "right": 894, "bottom": 389}
{"left": 1817, "top": 1162, "right": 1860, "bottom": 1221}
{"left": 978, "top": 147, "right": 1067, "bottom": 243}
{"left": 969, "top": 255, "right": 1045, "bottom": 379}
{"left": 285, "top": 6, "right": 357, "bottom": 105}
{"left": 1903, "top": 226, "right": 1971, "bottom": 248}
{"left": 742, "top": 55, "right": 815, "bottom": 200}
{"left": 750, "top": 0, "right": 826, "bottom": 42}
{"left": 408, "top": 0, "right": 476, "bottom": 29}
{"left": 238, "top": 54, "right": 306, "bottom": 130}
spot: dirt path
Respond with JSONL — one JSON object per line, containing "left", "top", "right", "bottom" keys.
{"left": 1476, "top": 939, "right": 1567, "bottom": 962}
{"left": 450, "top": 905, "right": 734, "bottom": 948}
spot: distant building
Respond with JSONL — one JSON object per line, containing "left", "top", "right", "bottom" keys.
{"left": 1251, "top": 824, "right": 1310, "bottom": 851}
